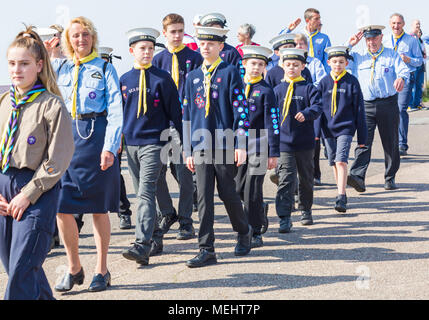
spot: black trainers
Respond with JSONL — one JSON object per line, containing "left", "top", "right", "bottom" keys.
{"left": 347, "top": 175, "right": 366, "bottom": 193}
{"left": 278, "top": 217, "right": 292, "bottom": 233}
{"left": 160, "top": 211, "right": 178, "bottom": 234}
{"left": 186, "top": 249, "right": 217, "bottom": 268}
{"left": 335, "top": 195, "right": 348, "bottom": 213}
{"left": 234, "top": 226, "right": 252, "bottom": 256}
{"left": 122, "top": 243, "right": 149, "bottom": 265}
{"left": 384, "top": 179, "right": 398, "bottom": 191}
{"left": 251, "top": 235, "right": 264, "bottom": 248}
{"left": 149, "top": 240, "right": 163, "bottom": 256}
{"left": 261, "top": 202, "right": 269, "bottom": 234}
{"left": 269, "top": 172, "right": 279, "bottom": 186}
{"left": 177, "top": 224, "right": 195, "bottom": 240}
{"left": 119, "top": 215, "right": 132, "bottom": 230}
{"left": 301, "top": 211, "right": 314, "bottom": 226}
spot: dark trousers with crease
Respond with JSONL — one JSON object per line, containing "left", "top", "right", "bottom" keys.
{"left": 349, "top": 95, "right": 400, "bottom": 183}
{"left": 194, "top": 150, "right": 249, "bottom": 251}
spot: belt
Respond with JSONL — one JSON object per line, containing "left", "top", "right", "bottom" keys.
{"left": 366, "top": 94, "right": 398, "bottom": 103}
{"left": 72, "top": 110, "right": 107, "bottom": 120}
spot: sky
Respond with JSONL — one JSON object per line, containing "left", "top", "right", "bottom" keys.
{"left": 1, "top": 0, "right": 428, "bottom": 84}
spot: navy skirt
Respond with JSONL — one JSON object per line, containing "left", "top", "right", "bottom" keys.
{"left": 58, "top": 116, "right": 120, "bottom": 214}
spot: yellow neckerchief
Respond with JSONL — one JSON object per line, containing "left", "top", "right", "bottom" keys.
{"left": 368, "top": 45, "right": 385, "bottom": 83}
{"left": 134, "top": 62, "right": 152, "bottom": 118}
{"left": 393, "top": 31, "right": 405, "bottom": 51}
{"left": 244, "top": 75, "right": 263, "bottom": 99}
{"left": 168, "top": 44, "right": 186, "bottom": 89}
{"left": 202, "top": 57, "right": 223, "bottom": 118}
{"left": 281, "top": 76, "right": 306, "bottom": 126}
{"left": 71, "top": 50, "right": 98, "bottom": 119}
{"left": 305, "top": 29, "right": 319, "bottom": 57}
{"left": 330, "top": 70, "right": 348, "bottom": 117}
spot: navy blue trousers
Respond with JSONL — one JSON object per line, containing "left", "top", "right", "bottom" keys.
{"left": 0, "top": 168, "right": 59, "bottom": 300}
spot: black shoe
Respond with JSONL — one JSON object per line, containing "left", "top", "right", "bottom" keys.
{"left": 186, "top": 249, "right": 217, "bottom": 268}
{"left": 399, "top": 149, "right": 407, "bottom": 156}
{"left": 49, "top": 235, "right": 60, "bottom": 252}
{"left": 301, "top": 211, "right": 314, "bottom": 226}
{"left": 177, "top": 224, "right": 195, "bottom": 240}
{"left": 314, "top": 178, "right": 322, "bottom": 186}
{"left": 193, "top": 203, "right": 198, "bottom": 212}
{"left": 119, "top": 215, "right": 132, "bottom": 230}
{"left": 251, "top": 235, "right": 264, "bottom": 248}
{"left": 335, "top": 195, "right": 348, "bottom": 213}
{"left": 122, "top": 243, "right": 149, "bottom": 265}
{"left": 269, "top": 172, "right": 279, "bottom": 186}
{"left": 54, "top": 267, "right": 85, "bottom": 292}
{"left": 384, "top": 179, "right": 398, "bottom": 191}
{"left": 261, "top": 202, "right": 269, "bottom": 235}
{"left": 234, "top": 225, "right": 252, "bottom": 256}
{"left": 149, "top": 240, "right": 163, "bottom": 256}
{"left": 88, "top": 271, "right": 111, "bottom": 292}
{"left": 347, "top": 175, "right": 366, "bottom": 193}
{"left": 278, "top": 217, "right": 292, "bottom": 233}
{"left": 160, "top": 211, "right": 178, "bottom": 234}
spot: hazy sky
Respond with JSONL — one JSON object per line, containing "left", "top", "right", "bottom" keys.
{"left": 1, "top": 0, "right": 428, "bottom": 84}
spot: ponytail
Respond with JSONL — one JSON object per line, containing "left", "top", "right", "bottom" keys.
{"left": 8, "top": 25, "right": 62, "bottom": 98}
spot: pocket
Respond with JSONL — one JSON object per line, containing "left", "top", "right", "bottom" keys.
{"left": 84, "top": 79, "right": 105, "bottom": 91}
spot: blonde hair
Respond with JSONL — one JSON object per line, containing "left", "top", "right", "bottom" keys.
{"left": 8, "top": 25, "right": 62, "bottom": 97}
{"left": 294, "top": 33, "right": 308, "bottom": 46}
{"left": 62, "top": 16, "right": 99, "bottom": 59}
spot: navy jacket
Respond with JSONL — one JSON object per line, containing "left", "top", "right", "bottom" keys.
{"left": 266, "top": 65, "right": 313, "bottom": 89}
{"left": 274, "top": 80, "right": 322, "bottom": 152}
{"left": 152, "top": 46, "right": 203, "bottom": 101}
{"left": 120, "top": 66, "right": 182, "bottom": 146}
{"left": 243, "top": 79, "right": 280, "bottom": 157}
{"left": 183, "top": 61, "right": 249, "bottom": 157}
{"left": 315, "top": 72, "right": 368, "bottom": 145}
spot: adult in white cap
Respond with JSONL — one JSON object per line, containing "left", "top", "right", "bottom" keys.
{"left": 183, "top": 25, "right": 253, "bottom": 268}
{"left": 199, "top": 12, "right": 243, "bottom": 73}
{"left": 120, "top": 27, "right": 183, "bottom": 266}
{"left": 346, "top": 25, "right": 409, "bottom": 192}
{"left": 235, "top": 45, "right": 279, "bottom": 247}
{"left": 384, "top": 13, "right": 424, "bottom": 156}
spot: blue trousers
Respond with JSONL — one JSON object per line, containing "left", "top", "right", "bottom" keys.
{"left": 398, "top": 72, "right": 415, "bottom": 151}
{"left": 411, "top": 64, "right": 425, "bottom": 108}
{"left": 0, "top": 168, "right": 59, "bottom": 300}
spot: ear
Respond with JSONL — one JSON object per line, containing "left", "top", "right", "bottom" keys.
{"left": 219, "top": 42, "right": 224, "bottom": 51}
{"left": 327, "top": 59, "right": 332, "bottom": 67}
{"left": 129, "top": 46, "right": 134, "bottom": 55}
{"left": 345, "top": 60, "right": 349, "bottom": 67}
{"left": 37, "top": 59, "right": 44, "bottom": 73}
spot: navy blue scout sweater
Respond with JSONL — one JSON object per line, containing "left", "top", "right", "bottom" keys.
{"left": 183, "top": 62, "right": 249, "bottom": 157}
{"left": 315, "top": 72, "right": 368, "bottom": 145}
{"left": 152, "top": 46, "right": 203, "bottom": 101}
{"left": 243, "top": 79, "right": 280, "bottom": 157}
{"left": 266, "top": 65, "right": 313, "bottom": 89}
{"left": 120, "top": 66, "right": 183, "bottom": 146}
{"left": 274, "top": 80, "right": 322, "bottom": 152}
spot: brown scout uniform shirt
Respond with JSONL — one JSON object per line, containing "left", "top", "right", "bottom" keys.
{"left": 0, "top": 90, "right": 74, "bottom": 204}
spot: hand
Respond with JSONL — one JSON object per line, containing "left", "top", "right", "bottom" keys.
{"left": 394, "top": 78, "right": 405, "bottom": 92}
{"left": 295, "top": 112, "right": 306, "bottom": 122}
{"left": 0, "top": 194, "right": 9, "bottom": 217}
{"left": 235, "top": 149, "right": 247, "bottom": 167}
{"left": 186, "top": 156, "right": 195, "bottom": 173}
{"left": 288, "top": 18, "right": 301, "bottom": 31}
{"left": 267, "top": 157, "right": 278, "bottom": 170}
{"left": 358, "top": 144, "right": 365, "bottom": 148}
{"left": 7, "top": 193, "right": 30, "bottom": 221}
{"left": 400, "top": 54, "right": 411, "bottom": 64}
{"left": 349, "top": 31, "right": 364, "bottom": 47}
{"left": 315, "top": 137, "right": 320, "bottom": 141}
{"left": 100, "top": 151, "right": 115, "bottom": 171}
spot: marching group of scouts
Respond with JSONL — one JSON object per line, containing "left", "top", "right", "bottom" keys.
{"left": 0, "top": 6, "right": 423, "bottom": 299}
